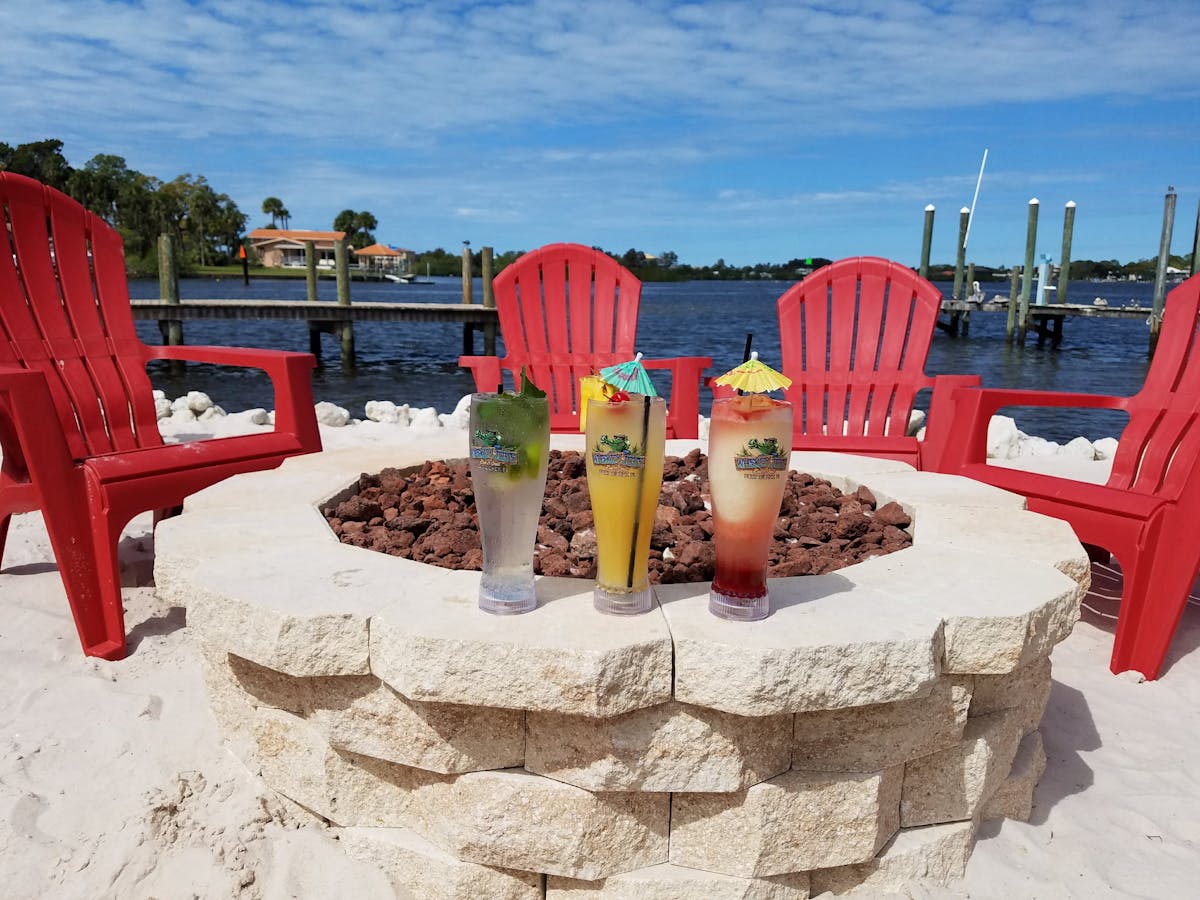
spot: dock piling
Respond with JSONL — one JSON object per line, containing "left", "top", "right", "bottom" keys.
{"left": 1017, "top": 199, "right": 1039, "bottom": 344}
{"left": 305, "top": 241, "right": 321, "bottom": 361}
{"left": 481, "top": 246, "right": 496, "bottom": 356}
{"left": 1058, "top": 202, "right": 1076, "bottom": 305}
{"left": 1150, "top": 187, "right": 1176, "bottom": 355}
{"left": 157, "top": 233, "right": 184, "bottom": 375}
{"left": 919, "top": 204, "right": 935, "bottom": 280}
{"left": 335, "top": 238, "right": 355, "bottom": 372}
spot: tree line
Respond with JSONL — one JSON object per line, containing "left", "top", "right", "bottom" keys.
{"left": 2, "top": 139, "right": 1190, "bottom": 281}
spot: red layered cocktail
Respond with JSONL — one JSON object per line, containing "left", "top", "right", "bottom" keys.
{"left": 708, "top": 394, "right": 793, "bottom": 620}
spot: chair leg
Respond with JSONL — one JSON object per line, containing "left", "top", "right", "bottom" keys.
{"left": 0, "top": 514, "right": 9, "bottom": 568}
{"left": 1111, "top": 545, "right": 1200, "bottom": 680}
{"left": 40, "top": 494, "right": 128, "bottom": 661}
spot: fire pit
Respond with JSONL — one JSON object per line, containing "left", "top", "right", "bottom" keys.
{"left": 154, "top": 431, "right": 1087, "bottom": 898}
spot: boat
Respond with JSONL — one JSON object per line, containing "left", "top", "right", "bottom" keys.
{"left": 383, "top": 272, "right": 416, "bottom": 284}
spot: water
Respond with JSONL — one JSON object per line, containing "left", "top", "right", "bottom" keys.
{"left": 131, "top": 275, "right": 1164, "bottom": 444}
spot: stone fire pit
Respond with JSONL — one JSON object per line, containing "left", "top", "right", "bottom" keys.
{"left": 154, "top": 432, "right": 1087, "bottom": 899}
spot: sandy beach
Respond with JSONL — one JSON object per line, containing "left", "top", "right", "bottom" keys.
{"left": 1, "top": 397, "right": 1198, "bottom": 899}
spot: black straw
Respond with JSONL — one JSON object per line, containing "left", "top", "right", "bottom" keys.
{"left": 738, "top": 332, "right": 753, "bottom": 395}
{"left": 626, "top": 394, "right": 652, "bottom": 589}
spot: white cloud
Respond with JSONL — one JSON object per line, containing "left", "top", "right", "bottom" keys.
{"left": 2, "top": 1, "right": 1197, "bottom": 264}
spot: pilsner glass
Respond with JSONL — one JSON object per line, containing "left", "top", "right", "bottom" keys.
{"left": 707, "top": 394, "right": 794, "bottom": 620}
{"left": 468, "top": 390, "right": 550, "bottom": 614}
{"left": 584, "top": 394, "right": 666, "bottom": 615}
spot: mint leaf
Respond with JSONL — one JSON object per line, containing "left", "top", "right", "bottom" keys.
{"left": 519, "top": 366, "right": 547, "bottom": 399}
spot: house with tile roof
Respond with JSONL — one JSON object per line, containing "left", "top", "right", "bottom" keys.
{"left": 353, "top": 243, "right": 414, "bottom": 275}
{"left": 247, "top": 229, "right": 347, "bottom": 268}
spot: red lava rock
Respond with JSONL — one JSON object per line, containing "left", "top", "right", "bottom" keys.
{"left": 322, "top": 452, "right": 912, "bottom": 582}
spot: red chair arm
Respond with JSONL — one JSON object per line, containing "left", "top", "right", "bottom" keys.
{"left": 643, "top": 356, "right": 711, "bottom": 439}
{"left": 145, "top": 345, "right": 321, "bottom": 453}
{"left": 458, "top": 355, "right": 505, "bottom": 393}
{"left": 919, "top": 374, "right": 983, "bottom": 471}
{"left": 936, "top": 384, "right": 1131, "bottom": 472}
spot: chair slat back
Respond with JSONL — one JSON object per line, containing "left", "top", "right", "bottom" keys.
{"left": 778, "top": 257, "right": 937, "bottom": 439}
{"left": 1110, "top": 276, "right": 1200, "bottom": 495}
{"left": 492, "top": 243, "right": 642, "bottom": 423}
{"left": 0, "top": 172, "right": 160, "bottom": 460}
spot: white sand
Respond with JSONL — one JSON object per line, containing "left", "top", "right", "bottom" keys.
{"left": 1, "top": 403, "right": 1198, "bottom": 899}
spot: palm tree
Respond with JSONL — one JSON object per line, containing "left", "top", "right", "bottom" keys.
{"left": 262, "top": 196, "right": 286, "bottom": 228}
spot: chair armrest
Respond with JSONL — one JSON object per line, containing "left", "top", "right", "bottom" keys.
{"left": 458, "top": 355, "right": 505, "bottom": 393}
{"left": 145, "top": 345, "right": 321, "bottom": 453}
{"left": 918, "top": 374, "right": 982, "bottom": 471}
{"left": 643, "top": 356, "right": 712, "bottom": 439}
{"left": 935, "top": 383, "right": 1131, "bottom": 472}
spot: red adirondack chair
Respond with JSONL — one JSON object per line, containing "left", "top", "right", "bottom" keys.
{"left": 0, "top": 172, "right": 322, "bottom": 661}
{"left": 458, "top": 243, "right": 710, "bottom": 438}
{"left": 936, "top": 273, "right": 1200, "bottom": 679}
{"left": 713, "top": 257, "right": 979, "bottom": 468}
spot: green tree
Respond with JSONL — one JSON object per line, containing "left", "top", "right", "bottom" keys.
{"left": 333, "top": 209, "right": 378, "bottom": 249}
{"left": 262, "top": 196, "right": 287, "bottom": 228}
{"left": 0, "top": 139, "right": 74, "bottom": 190}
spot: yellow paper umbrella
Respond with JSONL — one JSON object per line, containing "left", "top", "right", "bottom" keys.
{"left": 713, "top": 351, "right": 792, "bottom": 394}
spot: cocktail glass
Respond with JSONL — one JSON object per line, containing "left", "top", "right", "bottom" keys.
{"left": 707, "top": 351, "right": 794, "bottom": 621}
{"left": 468, "top": 387, "right": 550, "bottom": 614}
{"left": 707, "top": 394, "right": 793, "bottom": 619}
{"left": 584, "top": 393, "right": 666, "bottom": 615}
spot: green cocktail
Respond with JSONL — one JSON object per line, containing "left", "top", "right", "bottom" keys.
{"left": 468, "top": 376, "right": 550, "bottom": 614}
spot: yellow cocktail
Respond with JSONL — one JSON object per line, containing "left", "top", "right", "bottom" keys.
{"left": 584, "top": 394, "right": 666, "bottom": 614}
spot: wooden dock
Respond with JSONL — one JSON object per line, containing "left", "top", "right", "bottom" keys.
{"left": 937, "top": 299, "right": 1153, "bottom": 348}
{"left": 130, "top": 299, "right": 499, "bottom": 364}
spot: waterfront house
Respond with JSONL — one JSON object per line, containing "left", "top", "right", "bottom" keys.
{"left": 248, "top": 229, "right": 347, "bottom": 268}
{"left": 353, "top": 243, "right": 413, "bottom": 275}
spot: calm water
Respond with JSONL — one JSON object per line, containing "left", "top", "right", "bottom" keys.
{"left": 129, "top": 275, "right": 1163, "bottom": 443}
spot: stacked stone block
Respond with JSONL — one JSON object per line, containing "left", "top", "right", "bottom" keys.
{"left": 155, "top": 442, "right": 1086, "bottom": 898}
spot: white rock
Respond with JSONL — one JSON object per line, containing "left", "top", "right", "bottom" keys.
{"left": 1094, "top": 436, "right": 1119, "bottom": 460}
{"left": 409, "top": 406, "right": 442, "bottom": 430}
{"left": 153, "top": 388, "right": 166, "bottom": 400}
{"left": 155, "top": 397, "right": 172, "bottom": 419}
{"left": 198, "top": 405, "right": 226, "bottom": 420}
{"left": 315, "top": 401, "right": 351, "bottom": 427}
{"left": 907, "top": 409, "right": 927, "bottom": 436}
{"left": 364, "top": 400, "right": 411, "bottom": 425}
{"left": 170, "top": 395, "right": 191, "bottom": 413}
{"left": 168, "top": 406, "right": 197, "bottom": 424}
{"left": 185, "top": 390, "right": 214, "bottom": 413}
{"left": 1062, "top": 436, "right": 1097, "bottom": 459}
{"left": 438, "top": 394, "right": 472, "bottom": 430}
{"left": 228, "top": 408, "right": 270, "bottom": 426}
{"left": 986, "top": 415, "right": 1021, "bottom": 459}
{"left": 1017, "top": 435, "right": 1061, "bottom": 457}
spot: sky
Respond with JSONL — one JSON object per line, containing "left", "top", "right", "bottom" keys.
{"left": 2, "top": 0, "right": 1198, "bottom": 268}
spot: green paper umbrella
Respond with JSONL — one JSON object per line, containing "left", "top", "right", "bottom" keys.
{"left": 713, "top": 351, "right": 792, "bottom": 394}
{"left": 599, "top": 352, "right": 658, "bottom": 397}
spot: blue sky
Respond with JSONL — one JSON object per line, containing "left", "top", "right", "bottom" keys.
{"left": 3, "top": 0, "right": 1198, "bottom": 267}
